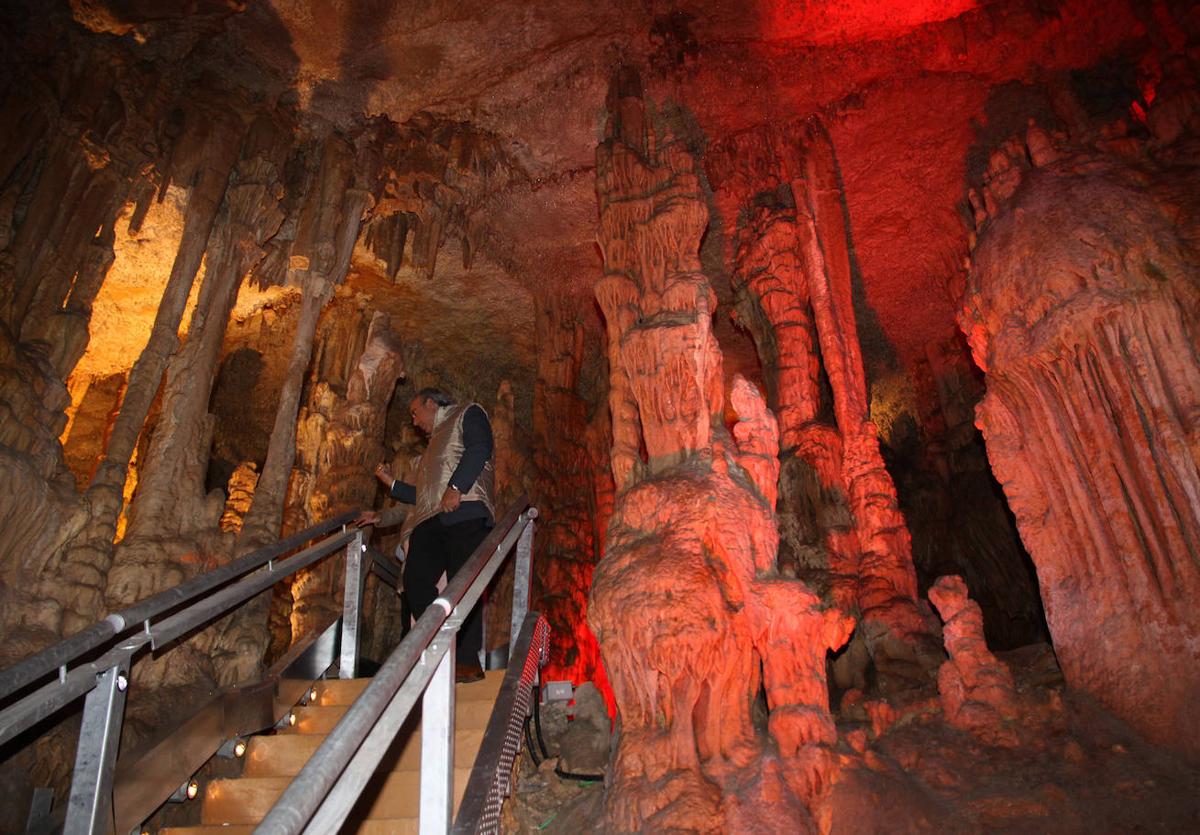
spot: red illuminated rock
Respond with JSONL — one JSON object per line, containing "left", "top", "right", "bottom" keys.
{"left": 590, "top": 71, "right": 849, "bottom": 832}
{"left": 716, "top": 123, "right": 938, "bottom": 683}
{"left": 531, "top": 295, "right": 609, "bottom": 694}
{"left": 962, "top": 117, "right": 1200, "bottom": 758}
{"left": 928, "top": 575, "right": 1020, "bottom": 746}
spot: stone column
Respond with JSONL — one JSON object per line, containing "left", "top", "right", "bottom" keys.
{"left": 963, "top": 128, "right": 1200, "bottom": 757}
{"left": 589, "top": 70, "right": 851, "bottom": 833}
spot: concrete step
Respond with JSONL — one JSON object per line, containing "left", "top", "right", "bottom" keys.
{"left": 201, "top": 768, "right": 471, "bottom": 824}
{"left": 243, "top": 727, "right": 486, "bottom": 777}
{"left": 163, "top": 819, "right": 417, "bottom": 835}
{"left": 314, "top": 669, "right": 505, "bottom": 706}
{"left": 286, "top": 696, "right": 496, "bottom": 735}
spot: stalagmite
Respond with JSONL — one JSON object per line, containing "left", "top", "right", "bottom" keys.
{"left": 927, "top": 575, "right": 1021, "bottom": 746}
{"left": 790, "top": 123, "right": 938, "bottom": 678}
{"left": 715, "top": 122, "right": 938, "bottom": 686}
{"left": 590, "top": 70, "right": 850, "bottom": 832}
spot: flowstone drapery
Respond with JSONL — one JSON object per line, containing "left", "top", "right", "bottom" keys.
{"left": 962, "top": 119, "right": 1200, "bottom": 757}
{"left": 589, "top": 70, "right": 852, "bottom": 833}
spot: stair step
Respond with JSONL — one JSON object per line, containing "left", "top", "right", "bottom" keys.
{"left": 315, "top": 669, "right": 505, "bottom": 706}
{"left": 243, "top": 727, "right": 486, "bottom": 777}
{"left": 201, "top": 768, "right": 471, "bottom": 824}
{"left": 163, "top": 819, "right": 416, "bottom": 835}
{"left": 286, "top": 697, "right": 495, "bottom": 735}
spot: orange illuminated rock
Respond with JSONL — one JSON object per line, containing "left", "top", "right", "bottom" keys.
{"left": 962, "top": 116, "right": 1200, "bottom": 758}
{"left": 590, "top": 70, "right": 849, "bottom": 832}
{"left": 928, "top": 575, "right": 1020, "bottom": 746}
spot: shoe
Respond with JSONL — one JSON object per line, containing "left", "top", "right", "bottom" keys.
{"left": 455, "top": 663, "right": 485, "bottom": 684}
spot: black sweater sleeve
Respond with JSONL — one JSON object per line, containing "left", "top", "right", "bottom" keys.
{"left": 448, "top": 405, "right": 493, "bottom": 493}
{"left": 388, "top": 479, "right": 416, "bottom": 504}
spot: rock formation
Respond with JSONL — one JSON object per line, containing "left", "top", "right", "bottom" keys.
{"left": 962, "top": 99, "right": 1200, "bottom": 757}
{"left": 927, "top": 575, "right": 1021, "bottom": 746}
{"left": 710, "top": 123, "right": 942, "bottom": 691}
{"left": 532, "top": 295, "right": 610, "bottom": 692}
{"left": 285, "top": 304, "right": 405, "bottom": 639}
{"left": 589, "top": 70, "right": 852, "bottom": 832}
{"left": 1, "top": 0, "right": 1199, "bottom": 830}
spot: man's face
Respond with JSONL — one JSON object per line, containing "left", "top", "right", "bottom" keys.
{"left": 409, "top": 396, "right": 438, "bottom": 434}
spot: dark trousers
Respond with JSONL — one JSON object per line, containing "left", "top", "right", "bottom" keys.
{"left": 404, "top": 516, "right": 490, "bottom": 667}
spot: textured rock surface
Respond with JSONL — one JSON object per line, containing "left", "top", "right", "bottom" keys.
{"left": 928, "top": 575, "right": 1021, "bottom": 746}
{"left": 962, "top": 111, "right": 1200, "bottom": 758}
{"left": 589, "top": 73, "right": 852, "bottom": 832}
{"left": 0, "top": 0, "right": 1198, "bottom": 828}
{"left": 531, "top": 295, "right": 611, "bottom": 697}
{"left": 713, "top": 123, "right": 940, "bottom": 692}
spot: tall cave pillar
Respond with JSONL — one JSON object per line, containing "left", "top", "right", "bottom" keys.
{"left": 962, "top": 131, "right": 1200, "bottom": 757}
{"left": 719, "top": 123, "right": 938, "bottom": 688}
{"left": 589, "top": 70, "right": 852, "bottom": 834}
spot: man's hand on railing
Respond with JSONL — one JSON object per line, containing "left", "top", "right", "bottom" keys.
{"left": 355, "top": 510, "right": 380, "bottom": 528}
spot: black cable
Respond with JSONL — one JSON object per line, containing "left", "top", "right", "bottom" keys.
{"left": 524, "top": 714, "right": 542, "bottom": 767}
{"left": 531, "top": 676, "right": 550, "bottom": 760}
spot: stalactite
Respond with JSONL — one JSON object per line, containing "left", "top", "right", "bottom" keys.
{"left": 590, "top": 70, "right": 851, "bottom": 833}
{"left": 239, "top": 132, "right": 374, "bottom": 548}
{"left": 45, "top": 100, "right": 245, "bottom": 634}
{"left": 962, "top": 117, "right": 1200, "bottom": 757}
{"left": 287, "top": 308, "right": 404, "bottom": 639}
{"left": 119, "top": 114, "right": 291, "bottom": 550}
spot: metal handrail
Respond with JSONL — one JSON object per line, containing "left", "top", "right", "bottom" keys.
{"left": 0, "top": 511, "right": 361, "bottom": 834}
{"left": 0, "top": 510, "right": 356, "bottom": 703}
{"left": 256, "top": 498, "right": 538, "bottom": 835}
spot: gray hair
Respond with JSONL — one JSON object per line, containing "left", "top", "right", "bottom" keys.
{"left": 416, "top": 387, "right": 455, "bottom": 407}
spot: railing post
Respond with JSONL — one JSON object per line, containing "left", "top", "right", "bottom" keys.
{"left": 509, "top": 514, "right": 535, "bottom": 660}
{"left": 419, "top": 635, "right": 456, "bottom": 834}
{"left": 340, "top": 528, "right": 365, "bottom": 680}
{"left": 64, "top": 656, "right": 130, "bottom": 835}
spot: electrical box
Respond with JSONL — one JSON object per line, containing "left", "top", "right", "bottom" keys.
{"left": 542, "top": 680, "right": 573, "bottom": 703}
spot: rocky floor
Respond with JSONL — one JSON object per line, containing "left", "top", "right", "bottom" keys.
{"left": 505, "top": 648, "right": 1200, "bottom": 834}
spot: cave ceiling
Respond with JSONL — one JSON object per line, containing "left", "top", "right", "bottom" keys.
{"left": 58, "top": 0, "right": 1156, "bottom": 390}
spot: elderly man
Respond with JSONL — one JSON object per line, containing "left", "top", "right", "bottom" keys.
{"left": 360, "top": 387, "right": 495, "bottom": 683}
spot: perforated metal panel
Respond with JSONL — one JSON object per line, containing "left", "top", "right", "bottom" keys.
{"left": 477, "top": 615, "right": 549, "bottom": 834}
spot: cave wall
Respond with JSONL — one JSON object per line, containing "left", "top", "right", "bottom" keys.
{"left": 1, "top": 0, "right": 1198, "bottom": 825}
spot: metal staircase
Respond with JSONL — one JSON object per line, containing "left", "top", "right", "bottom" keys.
{"left": 0, "top": 498, "right": 545, "bottom": 835}
{"left": 162, "top": 671, "right": 504, "bottom": 833}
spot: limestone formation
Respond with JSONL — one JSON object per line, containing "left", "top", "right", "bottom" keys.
{"left": 1, "top": 1, "right": 1199, "bottom": 830}
{"left": 590, "top": 71, "right": 851, "bottom": 832}
{"left": 927, "top": 575, "right": 1021, "bottom": 746}
{"left": 286, "top": 305, "right": 405, "bottom": 639}
{"left": 962, "top": 113, "right": 1200, "bottom": 758}
{"left": 713, "top": 123, "right": 940, "bottom": 688}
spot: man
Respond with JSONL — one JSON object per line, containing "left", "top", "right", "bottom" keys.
{"left": 359, "top": 387, "right": 495, "bottom": 683}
